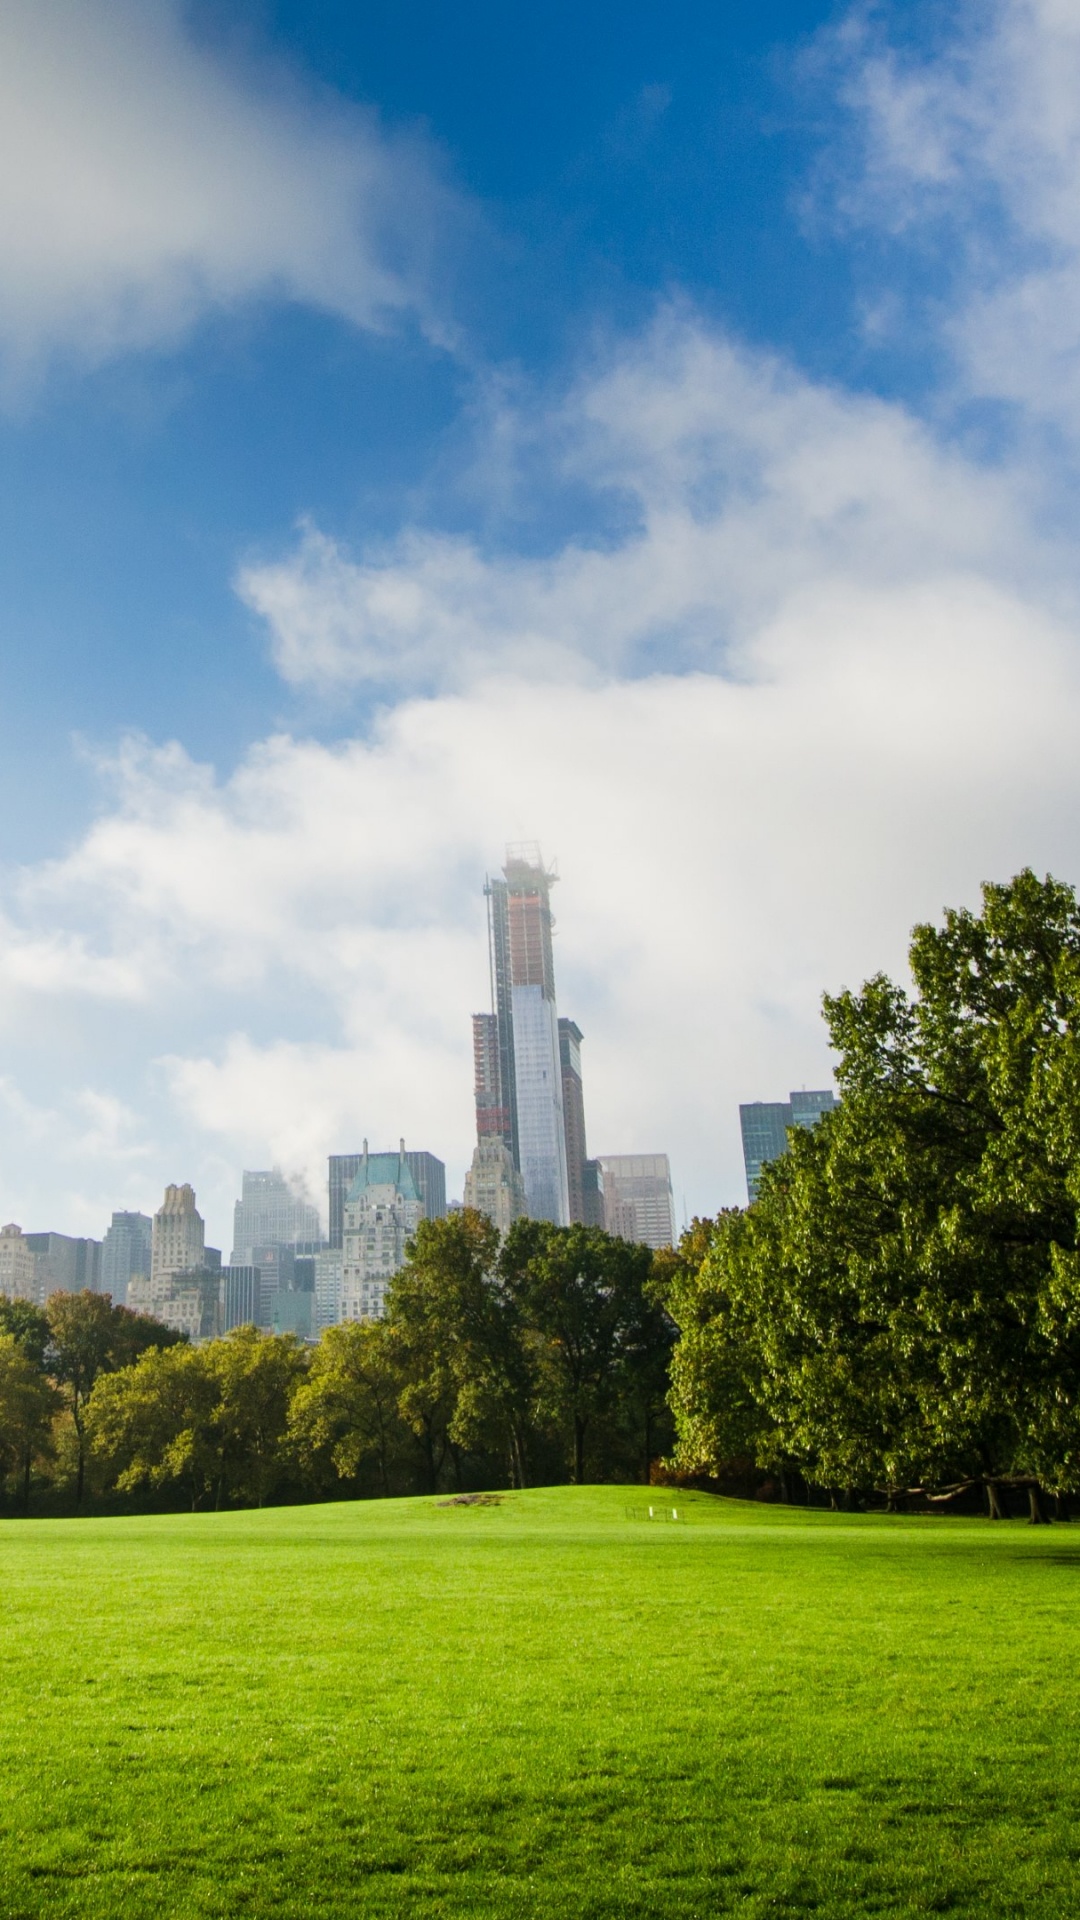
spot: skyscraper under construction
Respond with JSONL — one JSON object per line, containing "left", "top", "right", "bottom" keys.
{"left": 470, "top": 845, "right": 592, "bottom": 1227}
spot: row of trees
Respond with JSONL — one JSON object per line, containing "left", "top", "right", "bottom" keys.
{"left": 663, "top": 872, "right": 1080, "bottom": 1518}
{"left": 0, "top": 1215, "right": 674, "bottom": 1512}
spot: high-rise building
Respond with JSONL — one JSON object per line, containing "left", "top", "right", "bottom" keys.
{"left": 130, "top": 1191, "right": 220, "bottom": 1342}
{"left": 739, "top": 1090, "right": 838, "bottom": 1203}
{"left": 129, "top": 1267, "right": 222, "bottom": 1341}
{"left": 24, "top": 1232, "right": 102, "bottom": 1299}
{"left": 340, "top": 1143, "right": 423, "bottom": 1322}
{"left": 314, "top": 1248, "right": 343, "bottom": 1332}
{"left": 328, "top": 1150, "right": 445, "bottom": 1249}
{"left": 472, "top": 847, "right": 574, "bottom": 1227}
{"left": 223, "top": 1265, "right": 260, "bottom": 1331}
{"left": 100, "top": 1211, "right": 152, "bottom": 1307}
{"left": 151, "top": 1183, "right": 205, "bottom": 1283}
{"left": 463, "top": 1137, "right": 527, "bottom": 1234}
{"left": 582, "top": 1157, "right": 606, "bottom": 1230}
{"left": 558, "top": 1019, "right": 589, "bottom": 1225}
{"left": 230, "top": 1170, "right": 321, "bottom": 1266}
{"left": 0, "top": 1223, "right": 39, "bottom": 1302}
{"left": 597, "top": 1155, "right": 676, "bottom": 1250}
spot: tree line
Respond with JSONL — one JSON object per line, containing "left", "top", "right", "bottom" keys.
{"left": 0, "top": 1215, "right": 673, "bottom": 1512}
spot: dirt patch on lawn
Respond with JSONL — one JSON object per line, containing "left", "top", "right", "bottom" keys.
{"left": 435, "top": 1493, "right": 505, "bottom": 1508}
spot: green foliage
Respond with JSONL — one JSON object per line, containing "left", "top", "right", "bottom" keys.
{"left": 88, "top": 1328, "right": 306, "bottom": 1509}
{"left": 0, "top": 1334, "right": 59, "bottom": 1509}
{"left": 46, "top": 1290, "right": 183, "bottom": 1501}
{"left": 670, "top": 870, "right": 1080, "bottom": 1500}
{"left": 288, "top": 1319, "right": 405, "bottom": 1494}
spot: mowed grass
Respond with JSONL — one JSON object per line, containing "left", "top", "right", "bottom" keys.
{"left": 2, "top": 1489, "right": 1080, "bottom": 1918}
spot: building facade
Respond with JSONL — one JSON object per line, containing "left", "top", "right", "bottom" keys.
{"left": 739, "top": 1091, "right": 837, "bottom": 1203}
{"left": 222, "top": 1264, "right": 260, "bottom": 1331}
{"left": 314, "top": 1248, "right": 343, "bottom": 1331}
{"left": 328, "top": 1150, "right": 445, "bottom": 1250}
{"left": 129, "top": 1267, "right": 222, "bottom": 1341}
{"left": 100, "top": 1211, "right": 153, "bottom": 1306}
{"left": 230, "top": 1169, "right": 322, "bottom": 1265}
{"left": 463, "top": 1136, "right": 527, "bottom": 1234}
{"left": 0, "top": 1223, "right": 39, "bottom": 1301}
{"left": 340, "top": 1144, "right": 424, "bottom": 1322}
{"left": 598, "top": 1154, "right": 676, "bottom": 1250}
{"left": 151, "top": 1184, "right": 205, "bottom": 1283}
{"left": 24, "top": 1232, "right": 102, "bottom": 1299}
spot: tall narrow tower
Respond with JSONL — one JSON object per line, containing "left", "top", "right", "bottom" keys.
{"left": 471, "top": 845, "right": 574, "bottom": 1227}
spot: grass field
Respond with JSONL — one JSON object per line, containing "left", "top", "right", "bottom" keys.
{"left": 2, "top": 1487, "right": 1079, "bottom": 1918}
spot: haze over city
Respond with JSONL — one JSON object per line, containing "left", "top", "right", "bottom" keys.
{"left": 2, "top": 0, "right": 1078, "bottom": 1255}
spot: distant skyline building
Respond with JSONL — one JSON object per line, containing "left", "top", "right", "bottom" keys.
{"left": 151, "top": 1183, "right": 205, "bottom": 1283}
{"left": 340, "top": 1143, "right": 424, "bottom": 1322}
{"left": 739, "top": 1091, "right": 838, "bottom": 1203}
{"left": 328, "top": 1150, "right": 445, "bottom": 1250}
{"left": 129, "top": 1266, "right": 222, "bottom": 1341}
{"left": 314, "top": 1248, "right": 343, "bottom": 1332}
{"left": 558, "top": 1018, "right": 589, "bottom": 1225}
{"left": 24, "top": 1232, "right": 101, "bottom": 1300}
{"left": 230, "top": 1169, "right": 321, "bottom": 1265}
{"left": 463, "top": 1136, "right": 527, "bottom": 1234}
{"left": 0, "top": 1223, "right": 39, "bottom": 1302}
{"left": 598, "top": 1155, "right": 676, "bottom": 1250}
{"left": 473, "top": 846, "right": 579, "bottom": 1228}
{"left": 100, "top": 1211, "right": 152, "bottom": 1307}
{"left": 223, "top": 1264, "right": 260, "bottom": 1331}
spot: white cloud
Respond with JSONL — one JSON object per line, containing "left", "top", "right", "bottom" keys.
{"left": 0, "top": 0, "right": 454, "bottom": 382}
{"left": 239, "top": 318, "right": 1042, "bottom": 692}
{"left": 826, "top": 0, "right": 1080, "bottom": 430}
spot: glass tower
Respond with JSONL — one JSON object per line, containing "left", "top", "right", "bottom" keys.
{"left": 739, "top": 1091, "right": 837, "bottom": 1203}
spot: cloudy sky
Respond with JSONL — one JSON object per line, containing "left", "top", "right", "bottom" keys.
{"left": 2, "top": 0, "right": 1078, "bottom": 1249}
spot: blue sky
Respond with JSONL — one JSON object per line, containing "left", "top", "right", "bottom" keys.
{"left": 2, "top": 0, "right": 1079, "bottom": 1246}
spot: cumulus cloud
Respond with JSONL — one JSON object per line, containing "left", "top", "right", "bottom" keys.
{"left": 238, "top": 318, "right": 1046, "bottom": 693}
{"left": 0, "top": 0, "right": 455, "bottom": 381}
{"left": 825, "top": 0, "right": 1080, "bottom": 431}
{"left": 5, "top": 306, "right": 1080, "bottom": 1243}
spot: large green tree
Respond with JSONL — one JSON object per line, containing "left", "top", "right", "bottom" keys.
{"left": 46, "top": 1291, "right": 182, "bottom": 1502}
{"left": 669, "top": 872, "right": 1080, "bottom": 1512}
{"left": 500, "top": 1220, "right": 667, "bottom": 1483}
{"left": 0, "top": 1333, "right": 59, "bottom": 1511}
{"left": 288, "top": 1320, "right": 409, "bottom": 1496}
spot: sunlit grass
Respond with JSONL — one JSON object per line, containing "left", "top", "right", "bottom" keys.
{"left": 2, "top": 1486, "right": 1079, "bottom": 1916}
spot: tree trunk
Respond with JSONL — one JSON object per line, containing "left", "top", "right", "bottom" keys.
{"left": 573, "top": 1416, "right": 586, "bottom": 1485}
{"left": 74, "top": 1407, "right": 86, "bottom": 1505}
{"left": 1028, "top": 1484, "right": 1050, "bottom": 1525}
{"left": 22, "top": 1447, "right": 31, "bottom": 1515}
{"left": 985, "top": 1480, "right": 1009, "bottom": 1520}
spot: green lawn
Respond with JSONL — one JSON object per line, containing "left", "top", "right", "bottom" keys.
{"left": 2, "top": 1487, "right": 1079, "bottom": 1917}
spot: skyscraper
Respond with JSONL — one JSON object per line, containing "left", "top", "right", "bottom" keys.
{"left": 597, "top": 1155, "right": 676, "bottom": 1250}
{"left": 150, "top": 1184, "right": 205, "bottom": 1281}
{"left": 464, "top": 1136, "right": 527, "bottom": 1233}
{"left": 0, "top": 1223, "right": 38, "bottom": 1302}
{"left": 558, "top": 1018, "right": 588, "bottom": 1225}
{"left": 328, "top": 1150, "right": 445, "bottom": 1249}
{"left": 100, "top": 1211, "right": 152, "bottom": 1307}
{"left": 230, "top": 1169, "right": 321, "bottom": 1265}
{"left": 739, "top": 1091, "right": 838, "bottom": 1202}
{"left": 24, "top": 1232, "right": 101, "bottom": 1299}
{"left": 340, "top": 1142, "right": 423, "bottom": 1322}
{"left": 472, "top": 846, "right": 574, "bottom": 1227}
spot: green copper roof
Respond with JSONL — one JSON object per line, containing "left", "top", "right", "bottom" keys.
{"left": 345, "top": 1153, "right": 421, "bottom": 1204}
